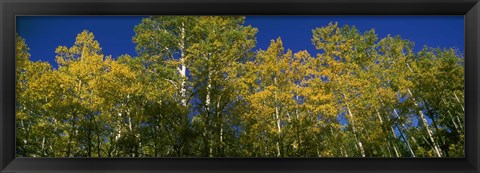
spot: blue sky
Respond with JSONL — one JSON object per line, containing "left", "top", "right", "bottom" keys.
{"left": 16, "top": 16, "right": 464, "bottom": 67}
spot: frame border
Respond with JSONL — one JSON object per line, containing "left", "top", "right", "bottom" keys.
{"left": 1, "top": 0, "right": 479, "bottom": 172}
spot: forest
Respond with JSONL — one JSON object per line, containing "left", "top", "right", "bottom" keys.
{"left": 16, "top": 16, "right": 464, "bottom": 157}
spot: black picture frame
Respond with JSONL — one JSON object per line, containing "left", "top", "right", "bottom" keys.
{"left": 1, "top": 0, "right": 479, "bottom": 172}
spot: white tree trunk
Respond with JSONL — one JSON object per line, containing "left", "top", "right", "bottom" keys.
{"left": 453, "top": 92, "right": 464, "bottom": 112}
{"left": 345, "top": 102, "right": 365, "bottom": 157}
{"left": 206, "top": 69, "right": 212, "bottom": 110}
{"left": 217, "top": 95, "right": 223, "bottom": 154}
{"left": 447, "top": 110, "right": 461, "bottom": 134}
{"left": 407, "top": 88, "right": 442, "bottom": 157}
{"left": 206, "top": 66, "right": 213, "bottom": 157}
{"left": 456, "top": 116, "right": 463, "bottom": 130}
{"left": 405, "top": 62, "right": 442, "bottom": 156}
{"left": 41, "top": 136, "right": 46, "bottom": 156}
{"left": 390, "top": 126, "right": 401, "bottom": 157}
{"left": 115, "top": 112, "right": 122, "bottom": 141}
{"left": 393, "top": 109, "right": 416, "bottom": 157}
{"left": 273, "top": 77, "right": 282, "bottom": 157}
{"left": 179, "top": 22, "right": 187, "bottom": 107}
{"left": 375, "top": 105, "right": 400, "bottom": 157}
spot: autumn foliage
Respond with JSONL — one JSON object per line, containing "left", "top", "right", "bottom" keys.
{"left": 16, "top": 17, "right": 464, "bottom": 157}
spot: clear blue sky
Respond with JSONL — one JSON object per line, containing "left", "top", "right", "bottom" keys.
{"left": 16, "top": 16, "right": 464, "bottom": 67}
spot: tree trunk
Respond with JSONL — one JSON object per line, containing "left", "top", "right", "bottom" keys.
{"left": 404, "top": 62, "right": 442, "bottom": 157}
{"left": 397, "top": 124, "right": 416, "bottom": 157}
{"left": 390, "top": 131, "right": 400, "bottom": 157}
{"left": 179, "top": 22, "right": 187, "bottom": 107}
{"left": 456, "top": 116, "right": 463, "bottom": 131}
{"left": 376, "top": 107, "right": 400, "bottom": 157}
{"left": 217, "top": 95, "right": 223, "bottom": 156}
{"left": 407, "top": 89, "right": 442, "bottom": 157}
{"left": 205, "top": 66, "right": 213, "bottom": 156}
{"left": 453, "top": 92, "right": 464, "bottom": 112}
{"left": 452, "top": 92, "right": 464, "bottom": 131}
{"left": 345, "top": 102, "right": 365, "bottom": 157}
{"left": 41, "top": 136, "right": 46, "bottom": 156}
{"left": 295, "top": 95, "right": 301, "bottom": 156}
{"left": 393, "top": 109, "right": 416, "bottom": 157}
{"left": 375, "top": 90, "right": 406, "bottom": 157}
{"left": 274, "top": 76, "right": 282, "bottom": 157}
{"left": 423, "top": 99, "right": 447, "bottom": 156}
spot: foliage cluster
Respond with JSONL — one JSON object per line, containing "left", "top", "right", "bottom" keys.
{"left": 16, "top": 17, "right": 464, "bottom": 157}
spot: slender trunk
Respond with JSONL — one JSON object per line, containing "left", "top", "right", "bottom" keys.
{"left": 19, "top": 119, "right": 28, "bottom": 156}
{"left": 376, "top": 91, "right": 404, "bottom": 157}
{"left": 48, "top": 117, "right": 57, "bottom": 156}
{"left": 152, "top": 124, "right": 158, "bottom": 157}
{"left": 375, "top": 108, "right": 395, "bottom": 156}
{"left": 138, "top": 132, "right": 142, "bottom": 157}
{"left": 41, "top": 136, "right": 46, "bottom": 156}
{"left": 205, "top": 51, "right": 212, "bottom": 111}
{"left": 340, "top": 146, "right": 348, "bottom": 157}
{"left": 114, "top": 113, "right": 121, "bottom": 157}
{"left": 115, "top": 112, "right": 122, "bottom": 141}
{"left": 407, "top": 89, "right": 442, "bottom": 157}
{"left": 274, "top": 77, "right": 282, "bottom": 157}
{"left": 385, "top": 138, "right": 393, "bottom": 157}
{"left": 405, "top": 63, "right": 442, "bottom": 157}
{"left": 170, "top": 22, "right": 188, "bottom": 157}
{"left": 275, "top": 104, "right": 281, "bottom": 157}
{"left": 411, "top": 136, "right": 421, "bottom": 151}
{"left": 391, "top": 140, "right": 400, "bottom": 157}
{"left": 453, "top": 92, "right": 464, "bottom": 112}
{"left": 345, "top": 102, "right": 365, "bottom": 157}
{"left": 205, "top": 68, "right": 213, "bottom": 157}
{"left": 390, "top": 126, "right": 400, "bottom": 157}
{"left": 316, "top": 145, "right": 320, "bottom": 157}
{"left": 295, "top": 95, "right": 300, "bottom": 155}
{"left": 127, "top": 108, "right": 134, "bottom": 157}
{"left": 447, "top": 111, "right": 461, "bottom": 134}
{"left": 376, "top": 105, "right": 401, "bottom": 157}
{"left": 456, "top": 115, "right": 463, "bottom": 131}
{"left": 20, "top": 120, "right": 26, "bottom": 145}
{"left": 216, "top": 95, "right": 223, "bottom": 156}
{"left": 377, "top": 108, "right": 399, "bottom": 157}
{"left": 50, "top": 141, "right": 55, "bottom": 157}
{"left": 393, "top": 109, "right": 415, "bottom": 157}
{"left": 206, "top": 77, "right": 211, "bottom": 110}
{"left": 451, "top": 93, "right": 464, "bottom": 131}
{"left": 329, "top": 125, "right": 338, "bottom": 155}
{"left": 423, "top": 99, "right": 447, "bottom": 156}
{"left": 179, "top": 22, "right": 187, "bottom": 107}
{"left": 421, "top": 135, "right": 432, "bottom": 148}
{"left": 376, "top": 109, "right": 383, "bottom": 124}
{"left": 396, "top": 124, "right": 416, "bottom": 157}
{"left": 128, "top": 116, "right": 133, "bottom": 132}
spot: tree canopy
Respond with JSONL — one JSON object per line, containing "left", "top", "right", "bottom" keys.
{"left": 16, "top": 18, "right": 464, "bottom": 157}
